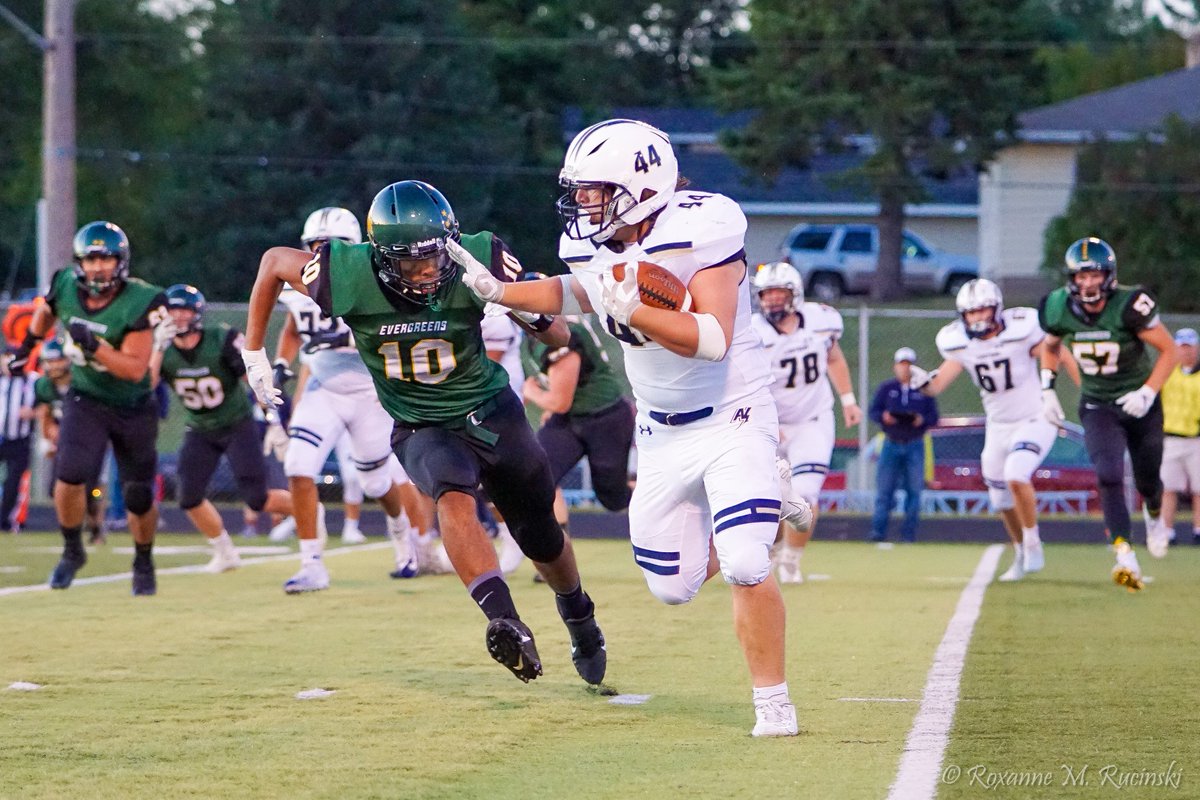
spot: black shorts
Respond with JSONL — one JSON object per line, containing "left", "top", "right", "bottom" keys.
{"left": 538, "top": 398, "right": 635, "bottom": 512}
{"left": 56, "top": 390, "right": 158, "bottom": 487}
{"left": 178, "top": 416, "right": 269, "bottom": 511}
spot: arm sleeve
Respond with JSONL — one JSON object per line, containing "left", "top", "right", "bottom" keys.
{"left": 128, "top": 291, "right": 168, "bottom": 332}
{"left": 489, "top": 235, "right": 525, "bottom": 282}
{"left": 305, "top": 243, "right": 335, "bottom": 318}
{"left": 222, "top": 327, "right": 247, "bottom": 376}
{"left": 1121, "top": 288, "right": 1159, "bottom": 331}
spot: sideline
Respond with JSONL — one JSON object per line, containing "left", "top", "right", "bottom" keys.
{"left": 886, "top": 544, "right": 1004, "bottom": 800}
{"left": 0, "top": 541, "right": 392, "bottom": 598}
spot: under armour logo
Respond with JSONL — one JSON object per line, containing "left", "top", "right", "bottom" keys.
{"left": 730, "top": 407, "right": 751, "bottom": 425}
{"left": 638, "top": 425, "right": 653, "bottom": 436}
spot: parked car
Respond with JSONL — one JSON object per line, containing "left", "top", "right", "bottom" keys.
{"left": 780, "top": 223, "right": 977, "bottom": 302}
{"left": 927, "top": 416, "right": 1098, "bottom": 509}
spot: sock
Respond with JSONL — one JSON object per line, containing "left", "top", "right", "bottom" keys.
{"left": 62, "top": 524, "right": 83, "bottom": 552}
{"left": 468, "top": 571, "right": 519, "bottom": 621}
{"left": 1022, "top": 526, "right": 1040, "bottom": 546}
{"left": 299, "top": 537, "right": 323, "bottom": 566}
{"left": 554, "top": 582, "right": 593, "bottom": 622}
{"left": 781, "top": 544, "right": 803, "bottom": 562}
{"left": 211, "top": 530, "right": 233, "bottom": 551}
{"left": 134, "top": 541, "right": 153, "bottom": 565}
{"left": 342, "top": 518, "right": 360, "bottom": 536}
{"left": 752, "top": 681, "right": 790, "bottom": 705}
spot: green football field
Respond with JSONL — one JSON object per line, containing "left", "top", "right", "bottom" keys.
{"left": 1, "top": 534, "right": 1196, "bottom": 799}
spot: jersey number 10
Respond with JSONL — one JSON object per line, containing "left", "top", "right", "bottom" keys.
{"left": 378, "top": 339, "right": 457, "bottom": 385}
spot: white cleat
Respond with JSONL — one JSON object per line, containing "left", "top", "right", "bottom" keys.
{"left": 496, "top": 524, "right": 525, "bottom": 575}
{"left": 203, "top": 548, "right": 242, "bottom": 574}
{"left": 1111, "top": 541, "right": 1144, "bottom": 592}
{"left": 387, "top": 518, "right": 419, "bottom": 578}
{"left": 1022, "top": 540, "right": 1044, "bottom": 573}
{"left": 998, "top": 547, "right": 1025, "bottom": 582}
{"left": 751, "top": 697, "right": 799, "bottom": 737}
{"left": 1144, "top": 509, "right": 1170, "bottom": 559}
{"left": 284, "top": 561, "right": 330, "bottom": 594}
{"left": 776, "top": 458, "right": 813, "bottom": 531}
{"left": 341, "top": 527, "right": 367, "bottom": 545}
{"left": 268, "top": 516, "right": 297, "bottom": 543}
{"left": 426, "top": 542, "right": 456, "bottom": 575}
{"left": 773, "top": 547, "right": 804, "bottom": 584}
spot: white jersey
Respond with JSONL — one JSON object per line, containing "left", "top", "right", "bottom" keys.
{"left": 935, "top": 307, "right": 1045, "bottom": 424}
{"left": 480, "top": 310, "right": 525, "bottom": 397}
{"left": 277, "top": 285, "right": 374, "bottom": 395}
{"left": 558, "top": 191, "right": 772, "bottom": 415}
{"left": 751, "top": 302, "right": 843, "bottom": 425}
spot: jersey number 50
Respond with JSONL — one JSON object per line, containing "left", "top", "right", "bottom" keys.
{"left": 378, "top": 338, "right": 457, "bottom": 385}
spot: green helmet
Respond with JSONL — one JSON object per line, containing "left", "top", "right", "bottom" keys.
{"left": 1064, "top": 237, "right": 1117, "bottom": 304}
{"left": 72, "top": 220, "right": 130, "bottom": 296}
{"left": 366, "top": 180, "right": 460, "bottom": 306}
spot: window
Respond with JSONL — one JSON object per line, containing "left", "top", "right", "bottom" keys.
{"left": 1046, "top": 434, "right": 1091, "bottom": 467}
{"left": 790, "top": 229, "right": 833, "bottom": 251}
{"left": 839, "top": 230, "right": 873, "bottom": 254}
{"left": 902, "top": 234, "right": 930, "bottom": 259}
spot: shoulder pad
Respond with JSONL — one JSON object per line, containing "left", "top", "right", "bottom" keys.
{"left": 936, "top": 321, "right": 969, "bottom": 356}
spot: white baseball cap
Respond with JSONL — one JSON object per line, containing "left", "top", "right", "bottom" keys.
{"left": 1175, "top": 328, "right": 1199, "bottom": 346}
{"left": 894, "top": 347, "right": 917, "bottom": 364}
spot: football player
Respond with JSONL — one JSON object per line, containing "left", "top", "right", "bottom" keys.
{"left": 270, "top": 207, "right": 437, "bottom": 591}
{"left": 150, "top": 284, "right": 294, "bottom": 573}
{"left": 455, "top": 118, "right": 811, "bottom": 736}
{"left": 3, "top": 221, "right": 167, "bottom": 595}
{"left": 751, "top": 261, "right": 862, "bottom": 584}
{"left": 1039, "top": 237, "right": 1176, "bottom": 590}
{"left": 909, "top": 279, "right": 1056, "bottom": 581}
{"left": 241, "top": 181, "right": 606, "bottom": 688}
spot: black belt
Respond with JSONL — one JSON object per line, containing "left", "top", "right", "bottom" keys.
{"left": 648, "top": 406, "right": 713, "bottom": 427}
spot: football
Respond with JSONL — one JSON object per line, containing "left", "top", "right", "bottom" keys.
{"left": 611, "top": 261, "right": 691, "bottom": 311}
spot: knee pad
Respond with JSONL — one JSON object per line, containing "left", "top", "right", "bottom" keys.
{"left": 718, "top": 539, "right": 773, "bottom": 586}
{"left": 986, "top": 478, "right": 1014, "bottom": 512}
{"left": 508, "top": 515, "right": 565, "bottom": 564}
{"left": 1003, "top": 443, "right": 1044, "bottom": 486}
{"left": 355, "top": 454, "right": 394, "bottom": 498}
{"left": 645, "top": 573, "right": 699, "bottom": 605}
{"left": 790, "top": 464, "right": 828, "bottom": 504}
{"left": 123, "top": 481, "right": 154, "bottom": 515}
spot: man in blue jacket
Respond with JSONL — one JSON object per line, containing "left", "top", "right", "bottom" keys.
{"left": 868, "top": 347, "right": 939, "bottom": 542}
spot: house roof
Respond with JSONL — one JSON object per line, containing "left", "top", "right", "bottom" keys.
{"left": 562, "top": 107, "right": 979, "bottom": 215}
{"left": 1019, "top": 67, "right": 1200, "bottom": 142}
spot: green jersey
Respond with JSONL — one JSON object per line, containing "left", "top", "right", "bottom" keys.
{"left": 45, "top": 268, "right": 167, "bottom": 409}
{"left": 33, "top": 375, "right": 67, "bottom": 421}
{"left": 521, "top": 317, "right": 625, "bottom": 416}
{"left": 304, "top": 233, "right": 517, "bottom": 424}
{"left": 159, "top": 324, "right": 252, "bottom": 432}
{"left": 1039, "top": 284, "right": 1160, "bottom": 403}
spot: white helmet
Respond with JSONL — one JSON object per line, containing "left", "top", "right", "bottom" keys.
{"left": 753, "top": 262, "right": 803, "bottom": 323}
{"left": 955, "top": 278, "right": 1004, "bottom": 338}
{"left": 557, "top": 119, "right": 679, "bottom": 243}
{"left": 301, "top": 207, "right": 363, "bottom": 247}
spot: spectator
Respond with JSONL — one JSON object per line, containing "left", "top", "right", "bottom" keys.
{"left": 1158, "top": 327, "right": 1200, "bottom": 545}
{"left": 868, "top": 347, "right": 939, "bottom": 542}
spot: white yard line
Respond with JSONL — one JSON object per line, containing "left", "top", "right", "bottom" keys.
{"left": 886, "top": 544, "right": 1003, "bottom": 800}
{"left": 0, "top": 541, "right": 392, "bottom": 598}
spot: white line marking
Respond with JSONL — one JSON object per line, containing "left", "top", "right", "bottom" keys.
{"left": 839, "top": 697, "right": 915, "bottom": 703}
{"left": 886, "top": 544, "right": 1003, "bottom": 800}
{"left": 608, "top": 694, "right": 652, "bottom": 706}
{"left": 0, "top": 542, "right": 392, "bottom": 598}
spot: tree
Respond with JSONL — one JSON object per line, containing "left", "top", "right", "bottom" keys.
{"left": 713, "top": 0, "right": 1043, "bottom": 300}
{"left": 1042, "top": 117, "right": 1200, "bottom": 310}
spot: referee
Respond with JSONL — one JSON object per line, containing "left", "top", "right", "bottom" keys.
{"left": 0, "top": 358, "right": 37, "bottom": 532}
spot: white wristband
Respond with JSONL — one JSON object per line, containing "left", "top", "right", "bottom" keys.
{"left": 839, "top": 392, "right": 857, "bottom": 407}
{"left": 557, "top": 274, "right": 583, "bottom": 316}
{"left": 690, "top": 312, "right": 728, "bottom": 361}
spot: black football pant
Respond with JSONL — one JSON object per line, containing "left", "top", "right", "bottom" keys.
{"left": 538, "top": 399, "right": 635, "bottom": 512}
{"left": 1079, "top": 396, "right": 1164, "bottom": 540}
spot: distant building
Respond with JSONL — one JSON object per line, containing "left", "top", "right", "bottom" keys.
{"left": 562, "top": 108, "right": 979, "bottom": 270}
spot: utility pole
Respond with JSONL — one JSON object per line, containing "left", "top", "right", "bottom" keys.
{"left": 41, "top": 0, "right": 76, "bottom": 290}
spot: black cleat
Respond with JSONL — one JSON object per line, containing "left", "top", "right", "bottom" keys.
{"left": 131, "top": 559, "right": 157, "bottom": 596}
{"left": 48, "top": 548, "right": 87, "bottom": 590}
{"left": 485, "top": 617, "right": 542, "bottom": 683}
{"left": 564, "top": 613, "right": 607, "bottom": 685}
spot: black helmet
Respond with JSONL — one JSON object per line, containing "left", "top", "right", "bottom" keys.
{"left": 366, "top": 181, "right": 460, "bottom": 306}
{"left": 72, "top": 221, "right": 130, "bottom": 296}
{"left": 1064, "top": 237, "right": 1117, "bottom": 303}
{"left": 164, "top": 283, "right": 206, "bottom": 333}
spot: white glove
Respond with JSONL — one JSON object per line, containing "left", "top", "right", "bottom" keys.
{"left": 1042, "top": 389, "right": 1065, "bottom": 426}
{"left": 262, "top": 422, "right": 289, "bottom": 461}
{"left": 242, "top": 348, "right": 282, "bottom": 407}
{"left": 1116, "top": 384, "right": 1157, "bottom": 418}
{"left": 153, "top": 317, "right": 179, "bottom": 352}
{"left": 599, "top": 263, "right": 643, "bottom": 326}
{"left": 446, "top": 239, "right": 505, "bottom": 303}
{"left": 908, "top": 366, "right": 938, "bottom": 391}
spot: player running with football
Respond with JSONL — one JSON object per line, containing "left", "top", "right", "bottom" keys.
{"left": 909, "top": 279, "right": 1056, "bottom": 581}
{"left": 1039, "top": 237, "right": 1175, "bottom": 591}
{"left": 751, "top": 261, "right": 862, "bottom": 584}
{"left": 151, "top": 284, "right": 294, "bottom": 574}
{"left": 3, "top": 221, "right": 167, "bottom": 595}
{"left": 455, "top": 118, "right": 811, "bottom": 736}
{"left": 242, "top": 181, "right": 607, "bottom": 688}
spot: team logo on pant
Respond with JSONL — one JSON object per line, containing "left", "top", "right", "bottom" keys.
{"left": 730, "top": 407, "right": 751, "bottom": 426}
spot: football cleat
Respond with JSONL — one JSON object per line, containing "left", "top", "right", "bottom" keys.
{"left": 416, "top": 537, "right": 455, "bottom": 575}
{"left": 496, "top": 524, "right": 525, "bottom": 575}
{"left": 774, "top": 547, "right": 804, "bottom": 585}
{"left": 1023, "top": 539, "right": 1044, "bottom": 573}
{"left": 1111, "top": 541, "right": 1143, "bottom": 592}
{"left": 751, "top": 697, "right": 799, "bottom": 737}
{"left": 203, "top": 548, "right": 242, "bottom": 574}
{"left": 485, "top": 617, "right": 543, "bottom": 683}
{"left": 284, "top": 561, "right": 330, "bottom": 594}
{"left": 268, "top": 516, "right": 296, "bottom": 542}
{"left": 776, "top": 458, "right": 813, "bottom": 531}
{"left": 340, "top": 527, "right": 367, "bottom": 545}
{"left": 131, "top": 559, "right": 157, "bottom": 596}
{"left": 387, "top": 520, "right": 419, "bottom": 579}
{"left": 48, "top": 547, "right": 87, "bottom": 590}
{"left": 1144, "top": 508, "right": 1170, "bottom": 559}
{"left": 563, "top": 612, "right": 607, "bottom": 686}
{"left": 998, "top": 547, "right": 1025, "bottom": 582}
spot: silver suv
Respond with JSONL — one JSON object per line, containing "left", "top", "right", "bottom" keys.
{"left": 780, "top": 224, "right": 977, "bottom": 302}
